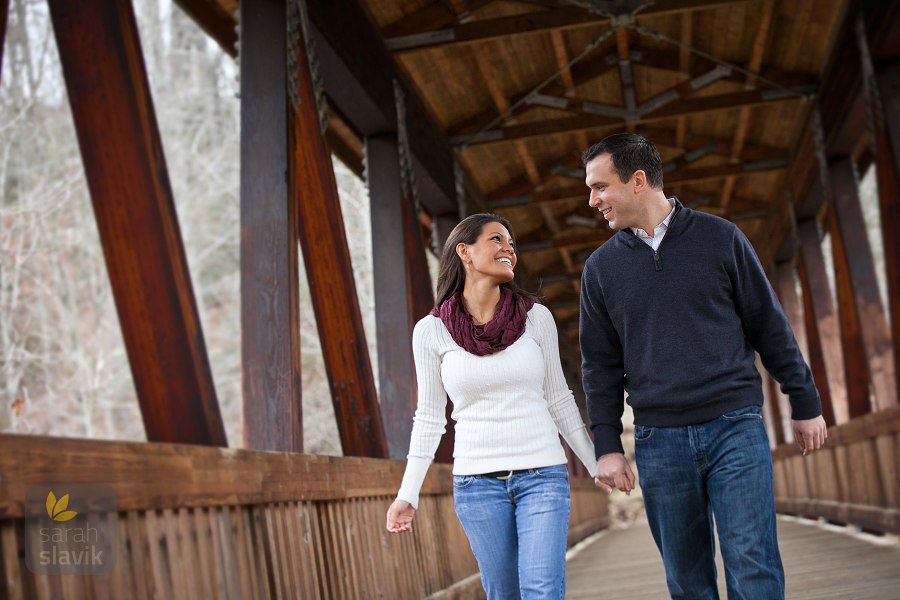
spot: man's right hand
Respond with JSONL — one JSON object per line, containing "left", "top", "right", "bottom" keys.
{"left": 593, "top": 452, "right": 636, "bottom": 495}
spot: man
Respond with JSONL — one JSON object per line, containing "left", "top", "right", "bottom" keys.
{"left": 578, "top": 133, "right": 827, "bottom": 599}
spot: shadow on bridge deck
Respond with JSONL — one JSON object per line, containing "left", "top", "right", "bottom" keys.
{"left": 566, "top": 516, "right": 900, "bottom": 599}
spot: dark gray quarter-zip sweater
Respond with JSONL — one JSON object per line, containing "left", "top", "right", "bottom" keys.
{"left": 579, "top": 199, "right": 821, "bottom": 457}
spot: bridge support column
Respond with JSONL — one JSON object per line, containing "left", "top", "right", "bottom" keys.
{"left": 240, "top": 0, "right": 302, "bottom": 452}
{"left": 829, "top": 158, "right": 896, "bottom": 414}
{"left": 49, "top": 0, "right": 226, "bottom": 445}
{"left": 796, "top": 221, "right": 844, "bottom": 424}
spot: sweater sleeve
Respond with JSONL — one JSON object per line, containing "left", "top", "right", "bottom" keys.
{"left": 396, "top": 317, "right": 448, "bottom": 509}
{"left": 531, "top": 304, "right": 597, "bottom": 476}
{"left": 729, "top": 228, "right": 822, "bottom": 419}
{"left": 579, "top": 257, "right": 627, "bottom": 457}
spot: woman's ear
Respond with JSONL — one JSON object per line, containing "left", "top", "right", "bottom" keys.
{"left": 455, "top": 242, "right": 468, "bottom": 262}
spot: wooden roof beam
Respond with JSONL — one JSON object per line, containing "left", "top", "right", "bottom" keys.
{"left": 382, "top": 0, "right": 497, "bottom": 38}
{"left": 517, "top": 230, "right": 613, "bottom": 253}
{"left": 449, "top": 41, "right": 619, "bottom": 137}
{"left": 488, "top": 159, "right": 785, "bottom": 208}
{"left": 454, "top": 86, "right": 812, "bottom": 146}
{"left": 385, "top": 0, "right": 754, "bottom": 51}
{"left": 485, "top": 127, "right": 788, "bottom": 201}
{"left": 449, "top": 39, "right": 816, "bottom": 138}
{"left": 720, "top": 0, "right": 776, "bottom": 209}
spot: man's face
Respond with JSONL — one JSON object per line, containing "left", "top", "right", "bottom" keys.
{"left": 585, "top": 153, "right": 639, "bottom": 231}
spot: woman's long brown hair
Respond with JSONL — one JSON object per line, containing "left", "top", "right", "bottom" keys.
{"left": 433, "top": 213, "right": 539, "bottom": 308}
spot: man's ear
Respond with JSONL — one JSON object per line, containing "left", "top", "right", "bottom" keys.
{"left": 633, "top": 169, "right": 647, "bottom": 192}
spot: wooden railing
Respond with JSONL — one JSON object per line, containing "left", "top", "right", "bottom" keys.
{"left": 772, "top": 404, "right": 900, "bottom": 535}
{"left": 0, "top": 435, "right": 608, "bottom": 599}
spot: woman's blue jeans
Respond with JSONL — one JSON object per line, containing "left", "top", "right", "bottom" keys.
{"left": 635, "top": 404, "right": 785, "bottom": 600}
{"left": 453, "top": 464, "right": 570, "bottom": 599}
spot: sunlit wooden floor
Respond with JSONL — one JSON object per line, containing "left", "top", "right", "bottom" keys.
{"left": 566, "top": 516, "right": 900, "bottom": 599}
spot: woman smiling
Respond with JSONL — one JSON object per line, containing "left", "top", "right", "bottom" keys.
{"left": 386, "top": 213, "right": 597, "bottom": 599}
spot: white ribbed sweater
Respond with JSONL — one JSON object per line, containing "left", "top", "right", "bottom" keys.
{"left": 396, "top": 303, "right": 597, "bottom": 508}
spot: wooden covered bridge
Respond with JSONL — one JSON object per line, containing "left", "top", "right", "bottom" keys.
{"left": 1, "top": 0, "right": 899, "bottom": 597}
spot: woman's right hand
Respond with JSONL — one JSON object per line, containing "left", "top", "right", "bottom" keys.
{"left": 386, "top": 499, "right": 415, "bottom": 533}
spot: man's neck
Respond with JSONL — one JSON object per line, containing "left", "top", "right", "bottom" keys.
{"left": 635, "top": 192, "right": 672, "bottom": 235}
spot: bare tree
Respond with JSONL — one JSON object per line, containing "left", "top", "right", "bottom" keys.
{"left": 1, "top": 0, "right": 378, "bottom": 455}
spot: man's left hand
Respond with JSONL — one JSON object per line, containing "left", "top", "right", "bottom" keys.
{"left": 792, "top": 415, "right": 827, "bottom": 456}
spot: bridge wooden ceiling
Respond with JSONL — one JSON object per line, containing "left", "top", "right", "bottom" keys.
{"left": 181, "top": 0, "right": 851, "bottom": 334}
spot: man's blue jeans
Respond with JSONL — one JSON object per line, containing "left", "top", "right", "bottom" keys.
{"left": 634, "top": 405, "right": 784, "bottom": 600}
{"left": 453, "top": 464, "right": 570, "bottom": 599}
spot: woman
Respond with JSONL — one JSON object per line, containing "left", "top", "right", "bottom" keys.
{"left": 385, "top": 213, "right": 597, "bottom": 599}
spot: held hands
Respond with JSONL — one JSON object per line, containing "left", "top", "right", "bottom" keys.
{"left": 386, "top": 499, "right": 416, "bottom": 533}
{"left": 792, "top": 415, "right": 827, "bottom": 456}
{"left": 593, "top": 452, "right": 636, "bottom": 495}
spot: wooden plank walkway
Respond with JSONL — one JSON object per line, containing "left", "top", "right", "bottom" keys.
{"left": 566, "top": 517, "right": 900, "bottom": 599}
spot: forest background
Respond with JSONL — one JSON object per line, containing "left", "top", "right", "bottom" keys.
{"left": 0, "top": 0, "right": 887, "bottom": 462}
{"left": 0, "top": 0, "right": 390, "bottom": 454}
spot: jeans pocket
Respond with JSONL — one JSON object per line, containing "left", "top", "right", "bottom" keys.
{"left": 634, "top": 424, "right": 653, "bottom": 441}
{"left": 721, "top": 404, "right": 762, "bottom": 421}
{"left": 453, "top": 475, "right": 477, "bottom": 489}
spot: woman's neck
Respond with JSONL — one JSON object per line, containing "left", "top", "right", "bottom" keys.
{"left": 462, "top": 279, "right": 502, "bottom": 325}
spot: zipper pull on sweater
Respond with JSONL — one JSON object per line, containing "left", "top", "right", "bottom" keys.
{"left": 653, "top": 251, "right": 662, "bottom": 271}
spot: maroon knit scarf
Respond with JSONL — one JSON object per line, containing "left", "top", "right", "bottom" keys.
{"left": 430, "top": 287, "right": 534, "bottom": 356}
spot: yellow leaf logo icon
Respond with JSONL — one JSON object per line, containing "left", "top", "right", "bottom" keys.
{"left": 45, "top": 491, "right": 78, "bottom": 522}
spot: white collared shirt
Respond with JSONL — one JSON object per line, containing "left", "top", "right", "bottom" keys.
{"left": 631, "top": 198, "right": 676, "bottom": 251}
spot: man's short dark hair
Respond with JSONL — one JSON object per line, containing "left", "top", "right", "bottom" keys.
{"left": 581, "top": 133, "right": 664, "bottom": 189}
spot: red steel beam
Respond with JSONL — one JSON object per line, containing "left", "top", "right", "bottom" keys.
{"left": 47, "top": 0, "right": 226, "bottom": 445}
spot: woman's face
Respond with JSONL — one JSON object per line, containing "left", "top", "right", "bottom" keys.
{"left": 458, "top": 222, "right": 517, "bottom": 283}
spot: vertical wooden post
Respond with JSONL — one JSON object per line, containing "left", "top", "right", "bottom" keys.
{"left": 858, "top": 12, "right": 900, "bottom": 405}
{"left": 828, "top": 204, "right": 873, "bottom": 418}
{"left": 767, "top": 262, "right": 800, "bottom": 438}
{"left": 401, "top": 185, "right": 456, "bottom": 463}
{"left": 830, "top": 159, "right": 897, "bottom": 411}
{"left": 797, "top": 219, "right": 847, "bottom": 424}
{"left": 871, "top": 63, "right": 900, "bottom": 404}
{"left": 47, "top": 0, "right": 226, "bottom": 445}
{"left": 366, "top": 134, "right": 418, "bottom": 459}
{"left": 770, "top": 376, "right": 787, "bottom": 446}
{"left": 240, "top": 0, "right": 302, "bottom": 452}
{"left": 758, "top": 357, "right": 786, "bottom": 446}
{"left": 431, "top": 213, "right": 459, "bottom": 256}
{"left": 289, "top": 6, "right": 388, "bottom": 458}
{"left": 775, "top": 261, "right": 808, "bottom": 358}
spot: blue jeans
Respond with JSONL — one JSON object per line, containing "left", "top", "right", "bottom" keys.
{"left": 453, "top": 464, "right": 570, "bottom": 599}
{"left": 634, "top": 405, "right": 784, "bottom": 600}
